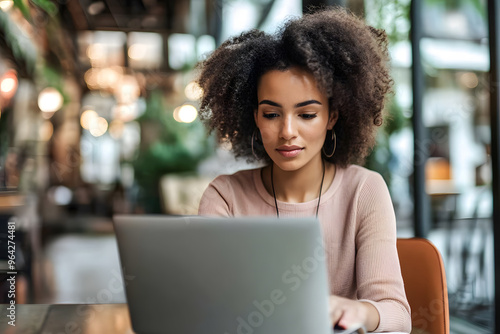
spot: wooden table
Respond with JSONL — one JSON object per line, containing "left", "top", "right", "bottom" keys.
{"left": 0, "top": 304, "right": 134, "bottom": 334}
{"left": 0, "top": 192, "right": 24, "bottom": 213}
{"left": 0, "top": 303, "right": 406, "bottom": 333}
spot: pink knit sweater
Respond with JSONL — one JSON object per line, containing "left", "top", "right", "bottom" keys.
{"left": 198, "top": 164, "right": 411, "bottom": 333}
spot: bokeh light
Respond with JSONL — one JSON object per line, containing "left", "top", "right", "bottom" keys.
{"left": 80, "top": 108, "right": 98, "bottom": 129}
{"left": 184, "top": 81, "right": 203, "bottom": 100}
{"left": 89, "top": 116, "right": 108, "bottom": 137}
{"left": 173, "top": 104, "right": 198, "bottom": 123}
{"left": 87, "top": 43, "right": 105, "bottom": 61}
{"left": 172, "top": 106, "right": 181, "bottom": 122}
{"left": 0, "top": 0, "right": 14, "bottom": 11}
{"left": 113, "top": 104, "right": 140, "bottom": 122}
{"left": 84, "top": 68, "right": 99, "bottom": 90}
{"left": 0, "top": 70, "right": 18, "bottom": 99}
{"left": 98, "top": 67, "right": 122, "bottom": 90}
{"left": 38, "top": 87, "right": 64, "bottom": 113}
{"left": 115, "top": 75, "right": 140, "bottom": 104}
{"left": 1, "top": 77, "right": 16, "bottom": 93}
{"left": 52, "top": 186, "right": 73, "bottom": 205}
{"left": 128, "top": 44, "right": 147, "bottom": 60}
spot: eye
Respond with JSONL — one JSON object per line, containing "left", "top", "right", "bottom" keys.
{"left": 300, "top": 114, "right": 317, "bottom": 120}
{"left": 263, "top": 113, "right": 279, "bottom": 119}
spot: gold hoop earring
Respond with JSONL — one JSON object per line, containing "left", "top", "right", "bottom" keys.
{"left": 322, "top": 129, "right": 336, "bottom": 158}
{"left": 251, "top": 128, "right": 261, "bottom": 160}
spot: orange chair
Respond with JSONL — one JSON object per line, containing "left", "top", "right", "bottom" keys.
{"left": 397, "top": 238, "right": 450, "bottom": 334}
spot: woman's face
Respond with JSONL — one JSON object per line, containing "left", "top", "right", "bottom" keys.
{"left": 255, "top": 67, "right": 337, "bottom": 172}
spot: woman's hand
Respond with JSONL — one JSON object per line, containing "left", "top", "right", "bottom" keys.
{"left": 329, "top": 295, "right": 380, "bottom": 332}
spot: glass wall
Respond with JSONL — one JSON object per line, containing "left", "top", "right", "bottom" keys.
{"left": 366, "top": 0, "right": 494, "bottom": 331}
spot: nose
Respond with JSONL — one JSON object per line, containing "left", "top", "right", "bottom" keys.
{"left": 279, "top": 116, "right": 298, "bottom": 140}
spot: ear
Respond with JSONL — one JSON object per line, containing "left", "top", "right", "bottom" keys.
{"left": 254, "top": 109, "right": 259, "bottom": 127}
{"left": 327, "top": 110, "right": 338, "bottom": 130}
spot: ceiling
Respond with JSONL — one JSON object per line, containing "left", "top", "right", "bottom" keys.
{"left": 59, "top": 0, "right": 203, "bottom": 34}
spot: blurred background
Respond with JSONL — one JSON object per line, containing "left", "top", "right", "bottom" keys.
{"left": 0, "top": 0, "right": 496, "bottom": 333}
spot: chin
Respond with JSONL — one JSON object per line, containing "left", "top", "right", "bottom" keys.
{"left": 273, "top": 160, "right": 305, "bottom": 172}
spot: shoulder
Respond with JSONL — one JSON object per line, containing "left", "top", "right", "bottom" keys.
{"left": 339, "top": 164, "right": 386, "bottom": 191}
{"left": 202, "top": 167, "right": 261, "bottom": 202}
{"left": 198, "top": 168, "right": 262, "bottom": 216}
{"left": 339, "top": 165, "right": 395, "bottom": 226}
{"left": 208, "top": 168, "right": 259, "bottom": 192}
{"left": 337, "top": 164, "right": 392, "bottom": 216}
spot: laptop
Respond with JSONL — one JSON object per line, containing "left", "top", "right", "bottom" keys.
{"left": 113, "top": 215, "right": 366, "bottom": 334}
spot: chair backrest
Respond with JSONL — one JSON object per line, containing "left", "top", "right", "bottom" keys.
{"left": 397, "top": 238, "right": 450, "bottom": 334}
{"left": 159, "top": 174, "right": 213, "bottom": 215}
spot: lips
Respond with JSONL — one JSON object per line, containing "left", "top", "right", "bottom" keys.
{"left": 276, "top": 145, "right": 304, "bottom": 158}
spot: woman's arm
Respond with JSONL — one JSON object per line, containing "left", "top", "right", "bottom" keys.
{"left": 327, "top": 171, "right": 411, "bottom": 332}
{"left": 353, "top": 172, "right": 411, "bottom": 333}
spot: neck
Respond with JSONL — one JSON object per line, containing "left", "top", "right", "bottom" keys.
{"left": 265, "top": 157, "right": 332, "bottom": 203}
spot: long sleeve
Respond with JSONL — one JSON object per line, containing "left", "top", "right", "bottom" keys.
{"left": 198, "top": 176, "right": 232, "bottom": 216}
{"left": 354, "top": 172, "right": 411, "bottom": 333}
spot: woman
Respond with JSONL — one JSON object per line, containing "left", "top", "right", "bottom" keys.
{"left": 196, "top": 8, "right": 411, "bottom": 333}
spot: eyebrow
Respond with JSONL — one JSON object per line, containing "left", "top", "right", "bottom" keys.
{"left": 258, "top": 99, "right": 323, "bottom": 108}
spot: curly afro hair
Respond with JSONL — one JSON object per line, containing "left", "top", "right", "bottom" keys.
{"left": 196, "top": 7, "right": 392, "bottom": 167}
